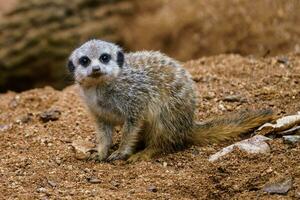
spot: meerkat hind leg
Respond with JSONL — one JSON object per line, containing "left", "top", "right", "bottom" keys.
{"left": 127, "top": 147, "right": 160, "bottom": 163}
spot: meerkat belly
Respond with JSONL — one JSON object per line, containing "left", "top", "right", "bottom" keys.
{"left": 82, "top": 87, "right": 124, "bottom": 125}
{"left": 95, "top": 105, "right": 124, "bottom": 125}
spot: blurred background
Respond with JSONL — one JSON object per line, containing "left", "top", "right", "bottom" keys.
{"left": 0, "top": 0, "right": 299, "bottom": 92}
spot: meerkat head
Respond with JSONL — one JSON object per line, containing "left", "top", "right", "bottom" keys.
{"left": 67, "top": 39, "right": 124, "bottom": 85}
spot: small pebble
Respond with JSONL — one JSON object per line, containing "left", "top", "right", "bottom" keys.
{"left": 9, "top": 98, "right": 18, "bottom": 108}
{"left": 71, "top": 140, "right": 95, "bottom": 160}
{"left": 163, "top": 162, "right": 168, "bottom": 167}
{"left": 218, "top": 104, "right": 226, "bottom": 111}
{"left": 191, "top": 148, "right": 200, "bottom": 155}
{"left": 36, "top": 187, "right": 48, "bottom": 193}
{"left": 55, "top": 158, "right": 62, "bottom": 165}
{"left": 87, "top": 177, "right": 101, "bottom": 184}
{"left": 277, "top": 57, "right": 290, "bottom": 66}
{"left": 128, "top": 189, "right": 135, "bottom": 194}
{"left": 111, "top": 180, "right": 120, "bottom": 187}
{"left": 283, "top": 135, "right": 300, "bottom": 144}
{"left": 266, "top": 167, "right": 273, "bottom": 173}
{"left": 39, "top": 109, "right": 61, "bottom": 123}
{"left": 16, "top": 113, "right": 33, "bottom": 124}
{"left": 148, "top": 185, "right": 157, "bottom": 192}
{"left": 0, "top": 124, "right": 11, "bottom": 132}
{"left": 223, "top": 95, "right": 247, "bottom": 103}
{"left": 263, "top": 177, "right": 293, "bottom": 194}
{"left": 47, "top": 180, "right": 57, "bottom": 187}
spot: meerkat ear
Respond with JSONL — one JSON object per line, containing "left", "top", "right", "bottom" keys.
{"left": 117, "top": 51, "right": 124, "bottom": 68}
{"left": 67, "top": 60, "right": 75, "bottom": 73}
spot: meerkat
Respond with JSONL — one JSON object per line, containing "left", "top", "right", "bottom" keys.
{"left": 67, "top": 39, "right": 273, "bottom": 162}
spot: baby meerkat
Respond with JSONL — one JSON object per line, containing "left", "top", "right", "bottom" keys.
{"left": 67, "top": 39, "right": 273, "bottom": 162}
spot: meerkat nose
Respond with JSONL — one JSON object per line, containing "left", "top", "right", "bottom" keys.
{"left": 92, "top": 66, "right": 100, "bottom": 73}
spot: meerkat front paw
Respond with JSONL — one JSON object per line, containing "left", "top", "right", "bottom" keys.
{"left": 88, "top": 146, "right": 109, "bottom": 162}
{"left": 107, "top": 149, "right": 130, "bottom": 162}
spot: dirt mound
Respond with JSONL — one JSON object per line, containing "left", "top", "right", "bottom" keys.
{"left": 0, "top": 53, "right": 299, "bottom": 199}
{"left": 0, "top": 0, "right": 299, "bottom": 92}
{"left": 124, "top": 0, "right": 300, "bottom": 60}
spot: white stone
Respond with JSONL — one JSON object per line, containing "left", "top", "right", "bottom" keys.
{"left": 258, "top": 111, "right": 300, "bottom": 133}
{"left": 209, "top": 135, "right": 271, "bottom": 162}
{"left": 71, "top": 140, "right": 95, "bottom": 160}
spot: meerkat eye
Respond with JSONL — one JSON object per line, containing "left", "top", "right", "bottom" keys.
{"left": 79, "top": 56, "right": 90, "bottom": 67}
{"left": 99, "top": 53, "right": 111, "bottom": 64}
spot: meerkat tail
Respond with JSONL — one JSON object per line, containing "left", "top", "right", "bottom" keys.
{"left": 190, "top": 109, "right": 274, "bottom": 145}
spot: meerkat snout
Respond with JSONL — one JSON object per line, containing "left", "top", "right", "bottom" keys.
{"left": 92, "top": 65, "right": 100, "bottom": 72}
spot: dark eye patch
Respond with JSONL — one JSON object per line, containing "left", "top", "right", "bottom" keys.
{"left": 117, "top": 51, "right": 124, "bottom": 68}
{"left": 99, "top": 53, "right": 111, "bottom": 64}
{"left": 79, "top": 56, "right": 90, "bottom": 67}
{"left": 67, "top": 60, "right": 75, "bottom": 73}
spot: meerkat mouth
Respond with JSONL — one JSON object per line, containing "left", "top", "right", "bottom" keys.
{"left": 88, "top": 72, "right": 104, "bottom": 78}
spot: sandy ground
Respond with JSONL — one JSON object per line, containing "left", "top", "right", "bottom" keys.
{"left": 0, "top": 53, "right": 299, "bottom": 199}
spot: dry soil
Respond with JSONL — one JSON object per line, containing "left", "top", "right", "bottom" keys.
{"left": 0, "top": 53, "right": 299, "bottom": 199}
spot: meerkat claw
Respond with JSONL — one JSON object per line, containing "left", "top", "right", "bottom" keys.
{"left": 107, "top": 150, "right": 128, "bottom": 162}
{"left": 87, "top": 148, "right": 98, "bottom": 154}
{"left": 86, "top": 148, "right": 99, "bottom": 161}
{"left": 86, "top": 148, "right": 108, "bottom": 162}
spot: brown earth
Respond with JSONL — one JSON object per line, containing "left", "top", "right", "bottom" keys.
{"left": 0, "top": 53, "right": 299, "bottom": 199}
{"left": 0, "top": 0, "right": 300, "bottom": 92}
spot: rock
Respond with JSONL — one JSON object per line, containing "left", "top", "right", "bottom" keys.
{"left": 209, "top": 135, "right": 271, "bottom": 162}
{"left": 203, "top": 92, "right": 216, "bottom": 100}
{"left": 203, "top": 95, "right": 214, "bottom": 100}
{"left": 71, "top": 140, "right": 95, "bottom": 160}
{"left": 39, "top": 109, "right": 61, "bottom": 123}
{"left": 9, "top": 98, "right": 18, "bottom": 108}
{"left": 283, "top": 135, "right": 300, "bottom": 144}
{"left": 191, "top": 148, "right": 200, "bottom": 155}
{"left": 16, "top": 113, "right": 33, "bottom": 124}
{"left": 257, "top": 112, "right": 300, "bottom": 136}
{"left": 223, "top": 95, "right": 247, "bottom": 103}
{"left": 263, "top": 177, "right": 293, "bottom": 194}
{"left": 277, "top": 57, "right": 290, "bottom": 66}
{"left": 266, "top": 167, "right": 273, "bottom": 173}
{"left": 162, "top": 162, "right": 168, "bottom": 167}
{"left": 111, "top": 181, "right": 120, "bottom": 187}
{"left": 55, "top": 158, "right": 62, "bottom": 165}
{"left": 0, "top": 124, "right": 12, "bottom": 132}
{"left": 47, "top": 180, "right": 57, "bottom": 187}
{"left": 147, "top": 186, "right": 157, "bottom": 192}
{"left": 36, "top": 187, "right": 48, "bottom": 193}
{"left": 128, "top": 189, "right": 135, "bottom": 194}
{"left": 87, "top": 177, "right": 101, "bottom": 184}
{"left": 280, "top": 126, "right": 300, "bottom": 135}
{"left": 218, "top": 104, "right": 226, "bottom": 111}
